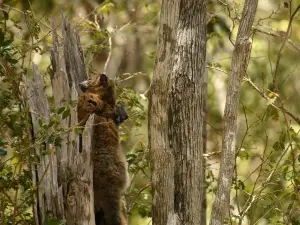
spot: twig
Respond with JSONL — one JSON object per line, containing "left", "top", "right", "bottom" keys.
{"left": 206, "top": 66, "right": 228, "bottom": 75}
{"left": 253, "top": 26, "right": 300, "bottom": 53}
{"left": 127, "top": 182, "right": 151, "bottom": 213}
{"left": 244, "top": 77, "right": 300, "bottom": 125}
{"left": 76, "top": 0, "right": 109, "bottom": 26}
{"left": 103, "top": 21, "right": 131, "bottom": 79}
{"left": 2, "top": 4, "right": 52, "bottom": 30}
{"left": 273, "top": 4, "right": 300, "bottom": 92}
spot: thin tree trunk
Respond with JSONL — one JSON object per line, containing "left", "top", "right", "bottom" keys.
{"left": 209, "top": 1, "right": 259, "bottom": 224}
{"left": 149, "top": 0, "right": 207, "bottom": 224}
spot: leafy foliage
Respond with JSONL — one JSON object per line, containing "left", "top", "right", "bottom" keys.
{"left": 0, "top": 0, "right": 300, "bottom": 225}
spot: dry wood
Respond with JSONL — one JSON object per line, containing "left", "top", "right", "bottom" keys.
{"left": 27, "top": 63, "right": 64, "bottom": 223}
{"left": 209, "top": 0, "right": 258, "bottom": 224}
{"left": 62, "top": 15, "right": 87, "bottom": 92}
{"left": 27, "top": 17, "right": 95, "bottom": 225}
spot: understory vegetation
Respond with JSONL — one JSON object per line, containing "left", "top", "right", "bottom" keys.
{"left": 0, "top": 0, "right": 300, "bottom": 224}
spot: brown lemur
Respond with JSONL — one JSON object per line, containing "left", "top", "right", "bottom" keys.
{"left": 77, "top": 73, "right": 129, "bottom": 225}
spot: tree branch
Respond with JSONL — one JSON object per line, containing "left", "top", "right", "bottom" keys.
{"left": 273, "top": 4, "right": 300, "bottom": 92}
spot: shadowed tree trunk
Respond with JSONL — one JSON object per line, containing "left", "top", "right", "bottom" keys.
{"left": 149, "top": 0, "right": 207, "bottom": 224}
{"left": 210, "top": 0, "right": 259, "bottom": 224}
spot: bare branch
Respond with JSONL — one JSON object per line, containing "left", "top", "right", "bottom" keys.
{"left": 103, "top": 22, "right": 131, "bottom": 80}
{"left": 273, "top": 4, "right": 300, "bottom": 92}
{"left": 244, "top": 77, "right": 300, "bottom": 125}
{"left": 253, "top": 26, "right": 300, "bottom": 53}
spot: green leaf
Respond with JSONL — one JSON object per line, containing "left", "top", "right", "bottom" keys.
{"left": 267, "top": 97, "right": 276, "bottom": 105}
{"left": 126, "top": 153, "right": 137, "bottom": 160}
{"left": 292, "top": 216, "right": 300, "bottom": 225}
{"left": 38, "top": 118, "right": 43, "bottom": 128}
{"left": 98, "top": 2, "right": 115, "bottom": 14}
{"left": 289, "top": 127, "right": 297, "bottom": 139}
{"left": 3, "top": 39, "right": 13, "bottom": 47}
{"left": 45, "top": 216, "right": 66, "bottom": 225}
{"left": 0, "top": 148, "right": 7, "bottom": 156}
{"left": 54, "top": 137, "right": 62, "bottom": 147}
{"left": 265, "top": 106, "right": 279, "bottom": 121}
{"left": 75, "top": 127, "right": 83, "bottom": 135}
{"left": 62, "top": 107, "right": 71, "bottom": 119}
{"left": 47, "top": 120, "right": 55, "bottom": 128}
{"left": 7, "top": 58, "right": 18, "bottom": 64}
{"left": 0, "top": 139, "right": 8, "bottom": 147}
{"left": 273, "top": 141, "right": 285, "bottom": 151}
{"left": 57, "top": 106, "right": 66, "bottom": 114}
{"left": 138, "top": 206, "right": 148, "bottom": 218}
{"left": 279, "top": 131, "right": 286, "bottom": 143}
{"left": 0, "top": 32, "right": 4, "bottom": 45}
{"left": 3, "top": 11, "right": 8, "bottom": 20}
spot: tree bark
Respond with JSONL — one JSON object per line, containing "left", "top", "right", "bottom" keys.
{"left": 209, "top": 1, "right": 259, "bottom": 225}
{"left": 149, "top": 0, "right": 207, "bottom": 224}
{"left": 27, "top": 63, "right": 64, "bottom": 224}
{"left": 26, "top": 16, "right": 95, "bottom": 225}
{"left": 149, "top": 1, "right": 179, "bottom": 224}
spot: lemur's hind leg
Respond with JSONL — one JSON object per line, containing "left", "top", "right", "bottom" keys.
{"left": 100, "top": 192, "right": 126, "bottom": 225}
{"left": 95, "top": 208, "right": 106, "bottom": 225}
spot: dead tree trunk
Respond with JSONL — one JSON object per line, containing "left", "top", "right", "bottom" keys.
{"left": 26, "top": 16, "right": 95, "bottom": 225}
{"left": 149, "top": 0, "right": 207, "bottom": 224}
{"left": 209, "top": 1, "right": 258, "bottom": 225}
{"left": 27, "top": 64, "right": 64, "bottom": 225}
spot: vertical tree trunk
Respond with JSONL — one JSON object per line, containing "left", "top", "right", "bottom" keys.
{"left": 209, "top": 1, "right": 258, "bottom": 224}
{"left": 26, "top": 16, "right": 95, "bottom": 225}
{"left": 148, "top": 1, "right": 179, "bottom": 224}
{"left": 149, "top": 0, "right": 207, "bottom": 224}
{"left": 170, "top": 1, "right": 207, "bottom": 224}
{"left": 27, "top": 64, "right": 65, "bottom": 224}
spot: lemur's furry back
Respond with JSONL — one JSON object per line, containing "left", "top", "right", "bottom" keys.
{"left": 77, "top": 74, "right": 129, "bottom": 225}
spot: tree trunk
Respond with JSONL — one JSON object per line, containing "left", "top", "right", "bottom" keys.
{"left": 27, "top": 64, "right": 64, "bottom": 225}
{"left": 149, "top": 0, "right": 207, "bottom": 224}
{"left": 26, "top": 16, "right": 95, "bottom": 225}
{"left": 149, "top": 1, "right": 179, "bottom": 224}
{"left": 209, "top": 1, "right": 258, "bottom": 224}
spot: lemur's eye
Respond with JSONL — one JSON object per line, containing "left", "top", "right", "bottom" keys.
{"left": 99, "top": 73, "right": 108, "bottom": 86}
{"left": 88, "top": 100, "right": 97, "bottom": 106}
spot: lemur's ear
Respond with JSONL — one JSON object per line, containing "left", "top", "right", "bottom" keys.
{"left": 99, "top": 74, "right": 108, "bottom": 86}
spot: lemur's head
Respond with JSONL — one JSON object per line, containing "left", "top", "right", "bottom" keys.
{"left": 79, "top": 73, "right": 115, "bottom": 106}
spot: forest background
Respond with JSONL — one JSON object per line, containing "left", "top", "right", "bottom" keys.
{"left": 0, "top": 0, "right": 300, "bottom": 224}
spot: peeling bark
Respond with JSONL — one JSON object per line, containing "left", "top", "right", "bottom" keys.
{"left": 210, "top": 1, "right": 259, "bottom": 224}
{"left": 27, "top": 17, "right": 95, "bottom": 225}
{"left": 27, "top": 63, "right": 64, "bottom": 224}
